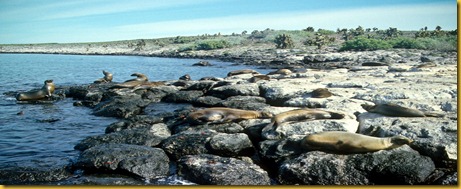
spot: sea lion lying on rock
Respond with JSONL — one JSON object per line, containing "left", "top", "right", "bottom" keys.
{"left": 110, "top": 73, "right": 149, "bottom": 89}
{"left": 94, "top": 70, "right": 113, "bottom": 83}
{"left": 227, "top": 69, "right": 260, "bottom": 77}
{"left": 301, "top": 131, "right": 413, "bottom": 154}
{"left": 362, "top": 103, "right": 444, "bottom": 117}
{"left": 186, "top": 107, "right": 273, "bottom": 125}
{"left": 311, "top": 88, "right": 333, "bottom": 98}
{"left": 16, "top": 80, "right": 55, "bottom": 101}
{"left": 267, "top": 68, "right": 292, "bottom": 75}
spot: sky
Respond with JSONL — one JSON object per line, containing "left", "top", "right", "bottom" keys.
{"left": 0, "top": 0, "right": 457, "bottom": 44}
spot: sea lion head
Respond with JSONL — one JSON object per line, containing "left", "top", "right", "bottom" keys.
{"left": 131, "top": 73, "right": 144, "bottom": 77}
{"left": 361, "top": 104, "right": 375, "bottom": 111}
{"left": 179, "top": 74, "right": 191, "bottom": 81}
{"left": 390, "top": 135, "right": 413, "bottom": 145}
{"left": 329, "top": 112, "right": 346, "bottom": 119}
{"left": 260, "top": 111, "right": 274, "bottom": 118}
{"left": 44, "top": 80, "right": 53, "bottom": 84}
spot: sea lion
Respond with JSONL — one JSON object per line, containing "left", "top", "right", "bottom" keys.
{"left": 248, "top": 75, "right": 270, "bottom": 83}
{"left": 362, "top": 103, "right": 444, "bottom": 117}
{"left": 179, "top": 74, "right": 191, "bottom": 81}
{"left": 301, "top": 131, "right": 413, "bottom": 154}
{"left": 311, "top": 88, "right": 333, "bottom": 98}
{"left": 124, "top": 73, "right": 148, "bottom": 82}
{"left": 186, "top": 107, "right": 273, "bottom": 125}
{"left": 227, "top": 69, "right": 260, "bottom": 77}
{"left": 94, "top": 70, "right": 113, "bottom": 83}
{"left": 269, "top": 108, "right": 345, "bottom": 128}
{"left": 268, "top": 68, "right": 292, "bottom": 75}
{"left": 16, "top": 80, "right": 55, "bottom": 101}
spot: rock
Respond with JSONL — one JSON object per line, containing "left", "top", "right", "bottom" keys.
{"left": 220, "top": 95, "right": 269, "bottom": 110}
{"left": 105, "top": 115, "right": 164, "bottom": 133}
{"left": 207, "top": 83, "right": 259, "bottom": 99}
{"left": 160, "top": 130, "right": 217, "bottom": 160}
{"left": 357, "top": 112, "right": 457, "bottom": 168}
{"left": 162, "top": 90, "right": 204, "bottom": 103}
{"left": 173, "top": 122, "right": 244, "bottom": 134}
{"left": 421, "top": 56, "right": 433, "bottom": 62}
{"left": 209, "top": 133, "right": 254, "bottom": 156}
{"left": 192, "top": 60, "right": 212, "bottom": 66}
{"left": 191, "top": 96, "right": 223, "bottom": 107}
{"left": 184, "top": 81, "right": 216, "bottom": 91}
{"left": 74, "top": 144, "right": 169, "bottom": 179}
{"left": 278, "top": 146, "right": 435, "bottom": 185}
{"left": 178, "top": 154, "right": 270, "bottom": 185}
{"left": 260, "top": 79, "right": 320, "bottom": 106}
{"left": 93, "top": 95, "right": 151, "bottom": 118}
{"left": 258, "top": 135, "right": 305, "bottom": 163}
{"left": 143, "top": 86, "right": 178, "bottom": 101}
{"left": 75, "top": 123, "right": 171, "bottom": 151}
{"left": 0, "top": 157, "right": 72, "bottom": 184}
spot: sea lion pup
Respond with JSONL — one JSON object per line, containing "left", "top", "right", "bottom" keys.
{"left": 16, "top": 80, "right": 55, "bottom": 101}
{"left": 94, "top": 70, "right": 113, "bottom": 83}
{"left": 227, "top": 69, "right": 260, "bottom": 77}
{"left": 186, "top": 107, "right": 273, "bottom": 125}
{"left": 179, "top": 74, "right": 191, "bottom": 81}
{"left": 124, "top": 73, "right": 148, "bottom": 82}
{"left": 311, "top": 88, "right": 333, "bottom": 98}
{"left": 301, "top": 131, "right": 413, "bottom": 154}
{"left": 267, "top": 68, "right": 292, "bottom": 75}
{"left": 362, "top": 103, "right": 444, "bottom": 117}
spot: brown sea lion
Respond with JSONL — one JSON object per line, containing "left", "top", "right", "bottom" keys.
{"left": 124, "top": 73, "right": 148, "bottom": 82}
{"left": 269, "top": 108, "right": 345, "bottom": 128}
{"left": 16, "top": 80, "right": 55, "bottom": 101}
{"left": 268, "top": 68, "right": 292, "bottom": 75}
{"left": 301, "top": 131, "right": 413, "bottom": 154}
{"left": 186, "top": 107, "right": 273, "bottom": 125}
{"left": 311, "top": 88, "right": 333, "bottom": 98}
{"left": 227, "top": 69, "right": 260, "bottom": 77}
{"left": 362, "top": 103, "right": 444, "bottom": 117}
{"left": 94, "top": 70, "right": 113, "bottom": 83}
{"left": 248, "top": 75, "right": 270, "bottom": 83}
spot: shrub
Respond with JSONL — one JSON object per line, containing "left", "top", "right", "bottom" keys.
{"left": 196, "top": 40, "right": 230, "bottom": 50}
{"left": 339, "top": 37, "right": 392, "bottom": 51}
{"left": 391, "top": 37, "right": 424, "bottom": 49}
{"left": 274, "top": 34, "right": 294, "bottom": 49}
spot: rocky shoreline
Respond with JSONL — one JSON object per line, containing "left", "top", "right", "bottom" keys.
{"left": 0, "top": 47, "right": 457, "bottom": 185}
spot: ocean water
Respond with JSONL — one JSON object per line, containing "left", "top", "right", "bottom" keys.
{"left": 0, "top": 53, "right": 271, "bottom": 169}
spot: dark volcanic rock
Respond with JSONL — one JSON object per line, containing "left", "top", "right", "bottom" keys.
{"left": 221, "top": 95, "right": 269, "bottom": 110}
{"left": 105, "top": 115, "right": 164, "bottom": 133}
{"left": 0, "top": 157, "right": 72, "bottom": 184}
{"left": 178, "top": 154, "right": 270, "bottom": 185}
{"left": 74, "top": 144, "right": 169, "bottom": 179}
{"left": 143, "top": 86, "right": 178, "bottom": 102}
{"left": 173, "top": 122, "right": 244, "bottom": 134}
{"left": 162, "top": 90, "right": 204, "bottom": 103}
{"left": 278, "top": 146, "right": 435, "bottom": 185}
{"left": 209, "top": 133, "right": 254, "bottom": 157}
{"left": 207, "top": 83, "right": 259, "bottom": 99}
{"left": 192, "top": 96, "right": 224, "bottom": 107}
{"left": 75, "top": 123, "right": 170, "bottom": 151}
{"left": 160, "top": 130, "right": 217, "bottom": 160}
{"left": 93, "top": 95, "right": 151, "bottom": 118}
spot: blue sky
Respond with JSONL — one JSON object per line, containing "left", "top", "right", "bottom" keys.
{"left": 0, "top": 0, "right": 457, "bottom": 44}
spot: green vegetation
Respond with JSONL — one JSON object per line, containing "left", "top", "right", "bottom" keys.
{"left": 1, "top": 26, "right": 456, "bottom": 53}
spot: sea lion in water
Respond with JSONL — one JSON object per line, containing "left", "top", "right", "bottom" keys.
{"left": 362, "top": 103, "right": 444, "bottom": 117}
{"left": 94, "top": 70, "right": 113, "bottom": 83}
{"left": 179, "top": 74, "right": 191, "bottom": 81}
{"left": 16, "top": 80, "right": 55, "bottom": 101}
{"left": 227, "top": 69, "right": 260, "bottom": 77}
{"left": 186, "top": 107, "right": 273, "bottom": 125}
{"left": 311, "top": 88, "right": 333, "bottom": 98}
{"left": 301, "top": 131, "right": 413, "bottom": 154}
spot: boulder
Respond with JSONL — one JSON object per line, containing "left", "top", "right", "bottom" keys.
{"left": 178, "top": 154, "right": 270, "bottom": 185}
{"left": 74, "top": 144, "right": 169, "bottom": 179}
{"left": 0, "top": 157, "right": 72, "bottom": 184}
{"left": 160, "top": 130, "right": 217, "bottom": 160}
{"left": 162, "top": 90, "right": 204, "bottom": 103}
{"left": 209, "top": 133, "right": 254, "bottom": 157}
{"left": 93, "top": 95, "right": 151, "bottom": 118}
{"left": 207, "top": 83, "right": 259, "bottom": 99}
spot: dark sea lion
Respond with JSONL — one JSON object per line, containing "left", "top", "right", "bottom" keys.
{"left": 269, "top": 108, "right": 345, "bottom": 128}
{"left": 179, "top": 74, "right": 191, "bottom": 81}
{"left": 268, "top": 68, "right": 292, "bottom": 75}
{"left": 16, "top": 80, "right": 55, "bottom": 101}
{"left": 94, "top": 70, "right": 113, "bottom": 83}
{"left": 227, "top": 69, "right": 260, "bottom": 77}
{"left": 311, "top": 88, "right": 333, "bottom": 98}
{"left": 301, "top": 131, "right": 413, "bottom": 154}
{"left": 362, "top": 103, "right": 444, "bottom": 117}
{"left": 199, "top": 77, "right": 222, "bottom": 81}
{"left": 186, "top": 107, "right": 273, "bottom": 125}
{"left": 415, "top": 62, "right": 437, "bottom": 68}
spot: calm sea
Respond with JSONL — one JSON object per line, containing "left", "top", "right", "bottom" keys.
{"left": 0, "top": 53, "right": 271, "bottom": 169}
